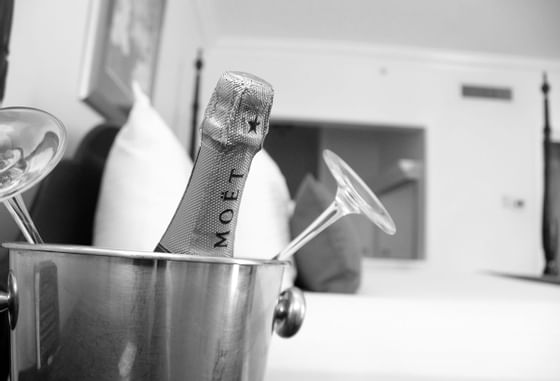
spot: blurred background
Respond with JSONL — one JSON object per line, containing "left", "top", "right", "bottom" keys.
{"left": 3, "top": 0, "right": 560, "bottom": 275}
{"left": 1, "top": 2, "right": 560, "bottom": 380}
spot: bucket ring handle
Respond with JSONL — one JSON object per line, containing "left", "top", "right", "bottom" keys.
{"left": 273, "top": 287, "right": 305, "bottom": 338}
{"left": 0, "top": 271, "right": 19, "bottom": 329}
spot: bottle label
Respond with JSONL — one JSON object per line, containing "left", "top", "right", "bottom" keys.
{"left": 156, "top": 72, "right": 274, "bottom": 257}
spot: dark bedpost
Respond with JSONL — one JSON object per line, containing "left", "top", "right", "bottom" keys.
{"left": 0, "top": 0, "right": 14, "bottom": 104}
{"left": 0, "top": 3, "right": 13, "bottom": 380}
{"left": 541, "top": 73, "right": 558, "bottom": 276}
{"left": 189, "top": 49, "right": 203, "bottom": 159}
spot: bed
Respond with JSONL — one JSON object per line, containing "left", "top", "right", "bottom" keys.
{"left": 266, "top": 258, "right": 560, "bottom": 380}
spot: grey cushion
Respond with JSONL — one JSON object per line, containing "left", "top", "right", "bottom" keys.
{"left": 290, "top": 174, "right": 362, "bottom": 293}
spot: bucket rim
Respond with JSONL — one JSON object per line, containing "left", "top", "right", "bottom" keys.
{"left": 3, "top": 242, "right": 287, "bottom": 267}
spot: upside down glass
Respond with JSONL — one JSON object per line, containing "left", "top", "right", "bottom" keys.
{"left": 275, "top": 149, "right": 396, "bottom": 261}
{"left": 0, "top": 106, "right": 67, "bottom": 243}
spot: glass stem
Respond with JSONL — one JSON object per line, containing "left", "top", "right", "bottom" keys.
{"left": 275, "top": 201, "right": 343, "bottom": 261}
{"left": 4, "top": 194, "right": 43, "bottom": 244}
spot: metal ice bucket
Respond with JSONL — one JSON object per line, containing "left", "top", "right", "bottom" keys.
{"left": 0, "top": 243, "right": 305, "bottom": 381}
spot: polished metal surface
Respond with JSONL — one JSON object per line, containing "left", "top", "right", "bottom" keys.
{"left": 2, "top": 243, "right": 303, "bottom": 381}
{"left": 0, "top": 271, "right": 17, "bottom": 329}
{"left": 273, "top": 287, "right": 306, "bottom": 338}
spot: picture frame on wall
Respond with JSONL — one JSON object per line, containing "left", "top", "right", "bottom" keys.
{"left": 79, "top": 0, "right": 166, "bottom": 124}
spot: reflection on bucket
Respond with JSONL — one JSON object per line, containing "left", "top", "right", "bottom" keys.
{"left": 2, "top": 243, "right": 305, "bottom": 381}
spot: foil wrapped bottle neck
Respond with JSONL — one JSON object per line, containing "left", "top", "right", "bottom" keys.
{"left": 201, "top": 71, "right": 274, "bottom": 149}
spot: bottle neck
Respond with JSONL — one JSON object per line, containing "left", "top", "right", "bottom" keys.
{"left": 157, "top": 141, "right": 258, "bottom": 257}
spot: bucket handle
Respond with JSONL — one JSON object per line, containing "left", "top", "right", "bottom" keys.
{"left": 273, "top": 287, "right": 305, "bottom": 338}
{"left": 0, "top": 271, "right": 18, "bottom": 329}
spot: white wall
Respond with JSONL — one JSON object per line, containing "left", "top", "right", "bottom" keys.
{"left": 151, "top": 0, "right": 204, "bottom": 149}
{"left": 4, "top": 0, "right": 102, "bottom": 157}
{"left": 206, "top": 0, "right": 560, "bottom": 60}
{"left": 202, "top": 38, "right": 560, "bottom": 273}
{"left": 4, "top": 0, "right": 203, "bottom": 156}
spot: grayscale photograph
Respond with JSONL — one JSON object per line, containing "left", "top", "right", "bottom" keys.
{"left": 0, "top": 0, "right": 558, "bottom": 380}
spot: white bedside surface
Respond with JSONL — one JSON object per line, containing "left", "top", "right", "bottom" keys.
{"left": 266, "top": 261, "right": 560, "bottom": 380}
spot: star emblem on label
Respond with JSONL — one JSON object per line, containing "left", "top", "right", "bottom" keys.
{"left": 248, "top": 115, "right": 260, "bottom": 134}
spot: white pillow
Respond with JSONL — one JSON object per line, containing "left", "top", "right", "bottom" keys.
{"left": 93, "top": 83, "right": 192, "bottom": 251}
{"left": 235, "top": 150, "right": 292, "bottom": 260}
{"left": 236, "top": 150, "right": 296, "bottom": 288}
{"left": 93, "top": 83, "right": 295, "bottom": 284}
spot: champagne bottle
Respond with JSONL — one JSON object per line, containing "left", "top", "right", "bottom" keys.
{"left": 156, "top": 71, "right": 274, "bottom": 257}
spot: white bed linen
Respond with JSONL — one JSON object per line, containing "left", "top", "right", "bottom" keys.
{"left": 266, "top": 259, "right": 560, "bottom": 380}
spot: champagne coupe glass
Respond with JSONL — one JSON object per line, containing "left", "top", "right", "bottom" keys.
{"left": 0, "top": 107, "right": 67, "bottom": 243}
{"left": 275, "top": 149, "right": 396, "bottom": 261}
